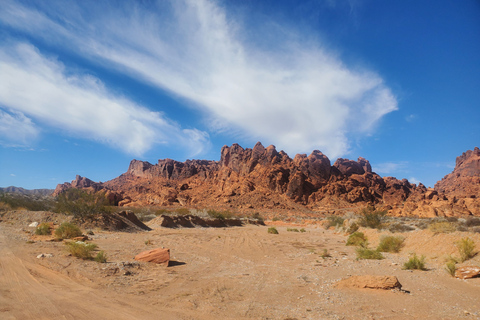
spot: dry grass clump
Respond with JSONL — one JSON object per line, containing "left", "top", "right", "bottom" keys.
{"left": 403, "top": 253, "right": 427, "bottom": 270}
{"left": 54, "top": 222, "right": 82, "bottom": 240}
{"left": 358, "top": 207, "right": 387, "bottom": 229}
{"left": 376, "top": 235, "right": 405, "bottom": 253}
{"left": 287, "top": 228, "right": 299, "bottom": 232}
{"left": 445, "top": 256, "right": 457, "bottom": 277}
{"left": 94, "top": 250, "right": 108, "bottom": 263}
{"left": 428, "top": 221, "right": 456, "bottom": 234}
{"left": 35, "top": 223, "right": 52, "bottom": 235}
{"left": 456, "top": 237, "right": 477, "bottom": 262}
{"left": 387, "top": 222, "right": 415, "bottom": 233}
{"left": 465, "top": 217, "right": 480, "bottom": 227}
{"left": 346, "top": 231, "right": 367, "bottom": 246}
{"left": 65, "top": 241, "right": 97, "bottom": 260}
{"left": 268, "top": 227, "right": 279, "bottom": 234}
{"left": 324, "top": 216, "right": 344, "bottom": 229}
{"left": 345, "top": 222, "right": 359, "bottom": 234}
{"left": 356, "top": 246, "right": 384, "bottom": 260}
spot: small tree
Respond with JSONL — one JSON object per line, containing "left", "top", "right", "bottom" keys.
{"left": 358, "top": 206, "right": 387, "bottom": 229}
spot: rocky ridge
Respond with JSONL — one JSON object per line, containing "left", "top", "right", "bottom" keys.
{"left": 54, "top": 143, "right": 480, "bottom": 217}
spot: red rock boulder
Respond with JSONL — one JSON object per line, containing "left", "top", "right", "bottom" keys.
{"left": 134, "top": 248, "right": 170, "bottom": 266}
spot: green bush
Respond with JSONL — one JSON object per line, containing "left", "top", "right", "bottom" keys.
{"left": 287, "top": 228, "right": 299, "bottom": 232}
{"left": 356, "top": 246, "right": 384, "bottom": 260}
{"left": 55, "top": 189, "right": 112, "bottom": 219}
{"left": 54, "top": 222, "right": 82, "bottom": 240}
{"left": 376, "top": 235, "right": 405, "bottom": 253}
{"left": 268, "top": 227, "right": 279, "bottom": 234}
{"left": 403, "top": 253, "right": 427, "bottom": 270}
{"left": 346, "top": 231, "right": 367, "bottom": 246}
{"left": 358, "top": 207, "right": 387, "bottom": 229}
{"left": 299, "top": 228, "right": 306, "bottom": 233}
{"left": 94, "top": 250, "right": 107, "bottom": 263}
{"left": 346, "top": 222, "right": 359, "bottom": 234}
{"left": 456, "top": 237, "right": 476, "bottom": 262}
{"left": 324, "top": 216, "right": 345, "bottom": 229}
{"left": 35, "top": 223, "right": 52, "bottom": 235}
{"left": 65, "top": 241, "right": 97, "bottom": 260}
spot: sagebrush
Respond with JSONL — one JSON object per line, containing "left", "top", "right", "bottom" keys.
{"left": 54, "top": 222, "right": 82, "bottom": 240}
{"left": 376, "top": 235, "right": 405, "bottom": 253}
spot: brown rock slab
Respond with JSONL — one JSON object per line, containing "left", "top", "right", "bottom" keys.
{"left": 72, "top": 236, "right": 88, "bottom": 241}
{"left": 455, "top": 266, "right": 480, "bottom": 280}
{"left": 336, "top": 275, "right": 402, "bottom": 290}
{"left": 134, "top": 248, "right": 170, "bottom": 266}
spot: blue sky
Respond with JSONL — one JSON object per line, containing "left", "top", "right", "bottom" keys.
{"left": 0, "top": 0, "right": 479, "bottom": 190}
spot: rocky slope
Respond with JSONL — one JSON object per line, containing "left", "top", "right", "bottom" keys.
{"left": 54, "top": 143, "right": 480, "bottom": 217}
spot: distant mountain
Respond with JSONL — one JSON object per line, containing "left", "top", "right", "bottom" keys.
{"left": 0, "top": 186, "right": 54, "bottom": 197}
{"left": 53, "top": 143, "right": 480, "bottom": 217}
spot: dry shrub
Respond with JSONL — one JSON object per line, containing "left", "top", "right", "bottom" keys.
{"left": 55, "top": 222, "right": 82, "bottom": 240}
{"left": 346, "top": 231, "right": 367, "bottom": 246}
{"left": 356, "top": 246, "right": 384, "bottom": 260}
{"left": 428, "top": 221, "right": 456, "bottom": 234}
{"left": 65, "top": 241, "right": 97, "bottom": 260}
{"left": 324, "top": 216, "right": 344, "bottom": 229}
{"left": 268, "top": 227, "right": 279, "bottom": 234}
{"left": 35, "top": 223, "right": 51, "bottom": 235}
{"left": 377, "top": 235, "right": 405, "bottom": 253}
{"left": 403, "top": 253, "right": 427, "bottom": 270}
{"left": 456, "top": 237, "right": 477, "bottom": 262}
{"left": 358, "top": 207, "right": 387, "bottom": 229}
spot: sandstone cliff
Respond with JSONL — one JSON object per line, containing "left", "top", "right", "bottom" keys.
{"left": 54, "top": 143, "right": 480, "bottom": 217}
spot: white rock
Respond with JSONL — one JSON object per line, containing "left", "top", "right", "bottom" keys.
{"left": 29, "top": 222, "right": 39, "bottom": 228}
{"left": 37, "top": 254, "right": 45, "bottom": 258}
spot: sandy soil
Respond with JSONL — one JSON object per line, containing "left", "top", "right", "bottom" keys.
{"left": 1, "top": 211, "right": 480, "bottom": 319}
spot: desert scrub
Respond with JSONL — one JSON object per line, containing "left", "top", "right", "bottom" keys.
{"left": 376, "top": 235, "right": 405, "bottom": 253}
{"left": 324, "top": 216, "right": 344, "bottom": 229}
{"left": 94, "top": 250, "right": 107, "bottom": 263}
{"left": 207, "top": 209, "right": 233, "bottom": 220}
{"left": 356, "top": 246, "right": 384, "bottom": 260}
{"left": 35, "top": 222, "right": 52, "bottom": 235}
{"left": 358, "top": 206, "right": 387, "bottom": 229}
{"left": 65, "top": 241, "right": 97, "bottom": 260}
{"left": 320, "top": 249, "right": 331, "bottom": 258}
{"left": 345, "top": 222, "right": 359, "bottom": 235}
{"left": 299, "top": 228, "right": 306, "bottom": 233}
{"left": 55, "top": 188, "right": 113, "bottom": 219}
{"left": 54, "top": 222, "right": 82, "bottom": 240}
{"left": 445, "top": 256, "right": 457, "bottom": 277}
{"left": 456, "top": 237, "right": 477, "bottom": 262}
{"left": 287, "top": 228, "right": 299, "bottom": 232}
{"left": 174, "top": 208, "right": 190, "bottom": 215}
{"left": 387, "top": 222, "right": 415, "bottom": 233}
{"left": 268, "top": 227, "right": 279, "bottom": 234}
{"left": 403, "top": 253, "right": 427, "bottom": 270}
{"left": 346, "top": 231, "right": 367, "bottom": 246}
{"left": 428, "top": 221, "right": 456, "bottom": 234}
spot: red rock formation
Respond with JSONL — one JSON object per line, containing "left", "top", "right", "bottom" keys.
{"left": 134, "top": 248, "right": 170, "bottom": 266}
{"left": 53, "top": 143, "right": 480, "bottom": 217}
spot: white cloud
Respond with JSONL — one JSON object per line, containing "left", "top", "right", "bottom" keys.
{"left": 408, "top": 177, "right": 421, "bottom": 185}
{"left": 0, "top": 0, "right": 397, "bottom": 158}
{"left": 373, "top": 161, "right": 409, "bottom": 175}
{"left": 0, "top": 42, "right": 209, "bottom": 156}
{"left": 0, "top": 108, "right": 39, "bottom": 147}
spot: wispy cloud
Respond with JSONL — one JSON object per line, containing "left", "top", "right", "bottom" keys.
{"left": 0, "top": 42, "right": 209, "bottom": 156}
{"left": 0, "top": 108, "right": 39, "bottom": 147}
{"left": 373, "top": 161, "right": 409, "bottom": 175}
{"left": 0, "top": 0, "right": 397, "bottom": 158}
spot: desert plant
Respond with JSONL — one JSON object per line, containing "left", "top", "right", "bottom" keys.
{"left": 376, "top": 235, "right": 405, "bottom": 253}
{"left": 388, "top": 222, "right": 415, "bottom": 233}
{"left": 0, "top": 192, "right": 54, "bottom": 211}
{"left": 35, "top": 222, "right": 52, "bottom": 235}
{"left": 428, "top": 221, "right": 456, "bottom": 234}
{"left": 346, "top": 231, "right": 367, "bottom": 246}
{"left": 174, "top": 208, "right": 190, "bottom": 215}
{"left": 358, "top": 207, "right": 387, "bottom": 229}
{"left": 94, "top": 250, "right": 107, "bottom": 263}
{"left": 207, "top": 209, "right": 233, "bottom": 220}
{"left": 445, "top": 256, "right": 458, "bottom": 277}
{"left": 356, "top": 246, "right": 384, "bottom": 260}
{"left": 54, "top": 222, "right": 82, "bottom": 240}
{"left": 287, "top": 228, "right": 299, "bottom": 232}
{"left": 324, "top": 216, "right": 345, "bottom": 229}
{"left": 250, "top": 212, "right": 264, "bottom": 222}
{"left": 403, "top": 253, "right": 427, "bottom": 270}
{"left": 345, "top": 222, "right": 359, "bottom": 234}
{"left": 268, "top": 227, "right": 279, "bottom": 234}
{"left": 299, "top": 228, "right": 306, "bottom": 233}
{"left": 320, "top": 249, "right": 331, "bottom": 258}
{"left": 465, "top": 217, "right": 480, "bottom": 227}
{"left": 456, "top": 237, "right": 476, "bottom": 262}
{"left": 55, "top": 189, "right": 112, "bottom": 219}
{"left": 65, "top": 241, "right": 97, "bottom": 260}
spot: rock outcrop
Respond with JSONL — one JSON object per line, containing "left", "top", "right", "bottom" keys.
{"left": 53, "top": 143, "right": 480, "bottom": 217}
{"left": 335, "top": 275, "right": 402, "bottom": 290}
{"left": 134, "top": 248, "right": 170, "bottom": 266}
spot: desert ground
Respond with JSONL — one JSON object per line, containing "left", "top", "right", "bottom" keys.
{"left": 1, "top": 210, "right": 480, "bottom": 320}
